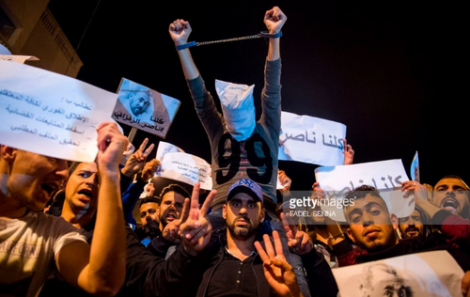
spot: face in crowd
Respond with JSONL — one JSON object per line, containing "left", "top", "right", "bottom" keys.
{"left": 344, "top": 192, "right": 398, "bottom": 253}
{"left": 223, "top": 190, "right": 265, "bottom": 240}
{"left": 399, "top": 209, "right": 424, "bottom": 239}
{"left": 64, "top": 162, "right": 99, "bottom": 216}
{"left": 1, "top": 146, "right": 69, "bottom": 213}
{"left": 432, "top": 176, "right": 470, "bottom": 218}
{"left": 158, "top": 190, "right": 185, "bottom": 229}
{"left": 140, "top": 201, "right": 159, "bottom": 227}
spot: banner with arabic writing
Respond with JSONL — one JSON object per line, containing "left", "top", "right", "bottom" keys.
{"left": 0, "top": 60, "right": 118, "bottom": 162}
{"left": 112, "top": 78, "right": 181, "bottom": 138}
{"left": 278, "top": 111, "right": 347, "bottom": 166}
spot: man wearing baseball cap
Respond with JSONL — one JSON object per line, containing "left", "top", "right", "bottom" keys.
{"left": 186, "top": 178, "right": 304, "bottom": 297}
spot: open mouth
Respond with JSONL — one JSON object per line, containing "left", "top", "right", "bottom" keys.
{"left": 78, "top": 188, "right": 94, "bottom": 201}
{"left": 441, "top": 197, "right": 459, "bottom": 213}
{"left": 166, "top": 213, "right": 177, "bottom": 222}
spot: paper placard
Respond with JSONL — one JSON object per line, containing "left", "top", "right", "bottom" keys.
{"left": 278, "top": 111, "right": 346, "bottom": 166}
{"left": 333, "top": 251, "right": 464, "bottom": 297}
{"left": 0, "top": 60, "right": 118, "bottom": 162}
{"left": 315, "top": 159, "right": 412, "bottom": 221}
{"left": 157, "top": 152, "right": 212, "bottom": 190}
{"left": 156, "top": 141, "right": 185, "bottom": 162}
{"left": 113, "top": 78, "right": 180, "bottom": 139}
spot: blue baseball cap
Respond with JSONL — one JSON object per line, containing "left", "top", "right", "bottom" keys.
{"left": 227, "top": 178, "right": 263, "bottom": 203}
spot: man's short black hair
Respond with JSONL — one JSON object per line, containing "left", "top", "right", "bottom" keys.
{"left": 140, "top": 197, "right": 160, "bottom": 208}
{"left": 344, "top": 185, "right": 383, "bottom": 206}
{"left": 158, "top": 184, "right": 190, "bottom": 203}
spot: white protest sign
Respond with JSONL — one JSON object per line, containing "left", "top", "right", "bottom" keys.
{"left": 113, "top": 78, "right": 181, "bottom": 139}
{"left": 333, "top": 251, "right": 464, "bottom": 297}
{"left": 156, "top": 141, "right": 185, "bottom": 162}
{"left": 314, "top": 159, "right": 412, "bottom": 221}
{"left": 0, "top": 55, "right": 39, "bottom": 63}
{"left": 157, "top": 152, "right": 212, "bottom": 190}
{"left": 0, "top": 60, "right": 118, "bottom": 162}
{"left": 278, "top": 111, "right": 346, "bottom": 166}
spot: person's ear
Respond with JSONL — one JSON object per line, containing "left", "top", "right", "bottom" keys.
{"left": 346, "top": 228, "right": 356, "bottom": 243}
{"left": 260, "top": 207, "right": 265, "bottom": 223}
{"left": 222, "top": 204, "right": 227, "bottom": 219}
{"left": 390, "top": 213, "right": 399, "bottom": 230}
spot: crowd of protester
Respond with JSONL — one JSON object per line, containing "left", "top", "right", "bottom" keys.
{"left": 2, "top": 5, "right": 470, "bottom": 297}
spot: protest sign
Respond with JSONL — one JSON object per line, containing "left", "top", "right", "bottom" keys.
{"left": 113, "top": 78, "right": 180, "bottom": 138}
{"left": 278, "top": 111, "right": 346, "bottom": 166}
{"left": 0, "top": 60, "right": 118, "bottom": 162}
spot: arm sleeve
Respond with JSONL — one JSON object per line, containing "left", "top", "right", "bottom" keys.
{"left": 301, "top": 249, "right": 339, "bottom": 297}
{"left": 258, "top": 58, "right": 282, "bottom": 142}
{"left": 187, "top": 76, "right": 225, "bottom": 144}
{"left": 119, "top": 164, "right": 134, "bottom": 194}
{"left": 433, "top": 209, "right": 470, "bottom": 241}
{"left": 146, "top": 235, "right": 174, "bottom": 258}
{"left": 332, "top": 240, "right": 364, "bottom": 267}
{"left": 122, "top": 227, "right": 206, "bottom": 297}
{"left": 121, "top": 178, "right": 147, "bottom": 225}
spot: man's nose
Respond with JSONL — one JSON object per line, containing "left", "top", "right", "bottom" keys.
{"left": 362, "top": 213, "right": 374, "bottom": 226}
{"left": 446, "top": 189, "right": 456, "bottom": 197}
{"left": 239, "top": 205, "right": 248, "bottom": 214}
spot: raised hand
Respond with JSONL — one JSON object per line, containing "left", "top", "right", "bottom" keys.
{"left": 169, "top": 19, "right": 191, "bottom": 45}
{"left": 141, "top": 159, "right": 160, "bottom": 182}
{"left": 162, "top": 197, "right": 190, "bottom": 243}
{"left": 278, "top": 170, "right": 292, "bottom": 196}
{"left": 401, "top": 180, "right": 441, "bottom": 217}
{"left": 96, "top": 122, "right": 129, "bottom": 172}
{"left": 121, "top": 138, "right": 154, "bottom": 177}
{"left": 342, "top": 139, "right": 355, "bottom": 165}
{"left": 142, "top": 182, "right": 155, "bottom": 198}
{"left": 280, "top": 212, "right": 313, "bottom": 255}
{"left": 264, "top": 6, "right": 287, "bottom": 34}
{"left": 179, "top": 182, "right": 216, "bottom": 255}
{"left": 254, "top": 231, "right": 303, "bottom": 297}
{"left": 312, "top": 181, "right": 325, "bottom": 199}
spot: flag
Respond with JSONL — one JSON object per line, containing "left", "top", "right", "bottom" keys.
{"left": 410, "top": 151, "right": 420, "bottom": 183}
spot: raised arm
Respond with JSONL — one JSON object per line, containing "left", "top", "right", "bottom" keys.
{"left": 259, "top": 6, "right": 287, "bottom": 139}
{"left": 169, "top": 19, "right": 199, "bottom": 80}
{"left": 56, "top": 122, "right": 128, "bottom": 296}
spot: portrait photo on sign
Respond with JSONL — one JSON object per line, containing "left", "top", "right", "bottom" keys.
{"left": 333, "top": 251, "right": 464, "bottom": 297}
{"left": 112, "top": 78, "right": 181, "bottom": 138}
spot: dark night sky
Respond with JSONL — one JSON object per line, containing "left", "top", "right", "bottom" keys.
{"left": 47, "top": 1, "right": 470, "bottom": 192}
